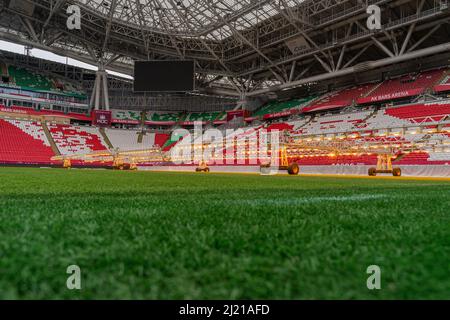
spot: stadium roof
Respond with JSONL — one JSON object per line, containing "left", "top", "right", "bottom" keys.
{"left": 77, "top": 0, "right": 305, "bottom": 40}
{"left": 0, "top": 0, "right": 449, "bottom": 97}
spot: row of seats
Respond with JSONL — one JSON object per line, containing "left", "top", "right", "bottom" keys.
{"left": 5, "top": 64, "right": 86, "bottom": 97}
{"left": 1, "top": 115, "right": 448, "bottom": 165}
{"left": 0, "top": 119, "right": 55, "bottom": 164}
{"left": 111, "top": 110, "right": 226, "bottom": 124}
{"left": 357, "top": 69, "right": 445, "bottom": 104}
{"left": 48, "top": 124, "right": 108, "bottom": 155}
{"left": 298, "top": 111, "right": 373, "bottom": 135}
{"left": 105, "top": 128, "right": 159, "bottom": 151}
{"left": 434, "top": 75, "right": 450, "bottom": 93}
{"left": 304, "top": 84, "right": 375, "bottom": 112}
{"left": 112, "top": 110, "right": 142, "bottom": 122}
{"left": 254, "top": 97, "right": 315, "bottom": 117}
{"left": 184, "top": 112, "right": 222, "bottom": 122}
{"left": 386, "top": 104, "right": 450, "bottom": 123}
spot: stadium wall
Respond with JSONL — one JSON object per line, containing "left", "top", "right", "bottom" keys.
{"left": 138, "top": 165, "right": 450, "bottom": 177}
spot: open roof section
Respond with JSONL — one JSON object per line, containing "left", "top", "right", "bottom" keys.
{"left": 76, "top": 0, "right": 307, "bottom": 40}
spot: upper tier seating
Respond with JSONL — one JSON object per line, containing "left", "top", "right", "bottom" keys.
{"left": 358, "top": 69, "right": 444, "bottom": 104}
{"left": 8, "top": 66, "right": 53, "bottom": 91}
{"left": 112, "top": 110, "right": 141, "bottom": 122}
{"left": 0, "top": 119, "right": 55, "bottom": 164}
{"left": 1, "top": 62, "right": 87, "bottom": 98}
{"left": 254, "top": 97, "right": 314, "bottom": 117}
{"left": 304, "top": 84, "right": 375, "bottom": 112}
{"left": 48, "top": 124, "right": 108, "bottom": 155}
{"left": 148, "top": 112, "right": 181, "bottom": 123}
{"left": 185, "top": 112, "right": 221, "bottom": 122}
{"left": 434, "top": 74, "right": 450, "bottom": 93}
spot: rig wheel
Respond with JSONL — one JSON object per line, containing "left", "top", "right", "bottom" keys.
{"left": 287, "top": 163, "right": 300, "bottom": 175}
{"left": 392, "top": 167, "right": 402, "bottom": 177}
{"left": 368, "top": 168, "right": 377, "bottom": 176}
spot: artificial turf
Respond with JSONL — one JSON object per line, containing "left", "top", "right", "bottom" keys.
{"left": 0, "top": 167, "right": 449, "bottom": 300}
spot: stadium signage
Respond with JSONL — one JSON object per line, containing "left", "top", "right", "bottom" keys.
{"left": 92, "top": 110, "right": 112, "bottom": 127}
{"left": 227, "top": 110, "right": 249, "bottom": 121}
{"left": 145, "top": 121, "right": 177, "bottom": 126}
{"left": 0, "top": 106, "right": 91, "bottom": 121}
{"left": 111, "top": 119, "right": 140, "bottom": 125}
{"left": 357, "top": 88, "right": 423, "bottom": 104}
{"left": 0, "top": 107, "right": 27, "bottom": 114}
{"left": 263, "top": 109, "right": 298, "bottom": 120}
{"left": 285, "top": 36, "right": 310, "bottom": 54}
{"left": 180, "top": 121, "right": 208, "bottom": 126}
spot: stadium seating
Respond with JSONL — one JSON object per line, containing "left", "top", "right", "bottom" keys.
{"left": 299, "top": 110, "right": 373, "bottom": 135}
{"left": 1, "top": 63, "right": 87, "bottom": 99}
{"left": 106, "top": 129, "right": 150, "bottom": 150}
{"left": 303, "top": 84, "right": 375, "bottom": 112}
{"left": 147, "top": 112, "right": 181, "bottom": 123}
{"left": 294, "top": 154, "right": 378, "bottom": 166}
{"left": 112, "top": 110, "right": 142, "bottom": 123}
{"left": 385, "top": 103, "right": 450, "bottom": 123}
{"left": 48, "top": 124, "right": 108, "bottom": 155}
{"left": 362, "top": 109, "right": 411, "bottom": 130}
{"left": 434, "top": 74, "right": 450, "bottom": 93}
{"left": 253, "top": 98, "right": 314, "bottom": 117}
{"left": 8, "top": 66, "right": 53, "bottom": 92}
{"left": 184, "top": 112, "right": 221, "bottom": 122}
{"left": 0, "top": 119, "right": 55, "bottom": 164}
{"left": 358, "top": 69, "right": 444, "bottom": 104}
{"left": 105, "top": 128, "right": 168, "bottom": 151}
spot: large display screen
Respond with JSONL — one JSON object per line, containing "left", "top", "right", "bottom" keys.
{"left": 133, "top": 60, "right": 195, "bottom": 92}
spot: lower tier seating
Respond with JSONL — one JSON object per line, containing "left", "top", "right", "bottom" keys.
{"left": 385, "top": 104, "right": 450, "bottom": 123}
{"left": 105, "top": 129, "right": 169, "bottom": 151}
{"left": 48, "top": 124, "right": 108, "bottom": 155}
{"left": 0, "top": 119, "right": 55, "bottom": 164}
{"left": 299, "top": 110, "right": 373, "bottom": 135}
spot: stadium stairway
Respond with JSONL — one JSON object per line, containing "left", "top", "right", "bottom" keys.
{"left": 138, "top": 131, "right": 144, "bottom": 143}
{"left": 362, "top": 82, "right": 383, "bottom": 98}
{"left": 41, "top": 121, "right": 61, "bottom": 156}
{"left": 99, "top": 127, "right": 114, "bottom": 149}
{"left": 431, "top": 70, "right": 448, "bottom": 92}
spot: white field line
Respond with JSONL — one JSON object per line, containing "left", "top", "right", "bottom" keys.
{"left": 218, "top": 194, "right": 390, "bottom": 207}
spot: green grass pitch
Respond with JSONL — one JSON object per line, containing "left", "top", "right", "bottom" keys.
{"left": 0, "top": 167, "right": 449, "bottom": 299}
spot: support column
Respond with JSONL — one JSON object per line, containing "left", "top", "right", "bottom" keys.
{"left": 90, "top": 67, "right": 110, "bottom": 111}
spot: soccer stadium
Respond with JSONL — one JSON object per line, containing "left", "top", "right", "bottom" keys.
{"left": 0, "top": 0, "right": 449, "bottom": 302}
